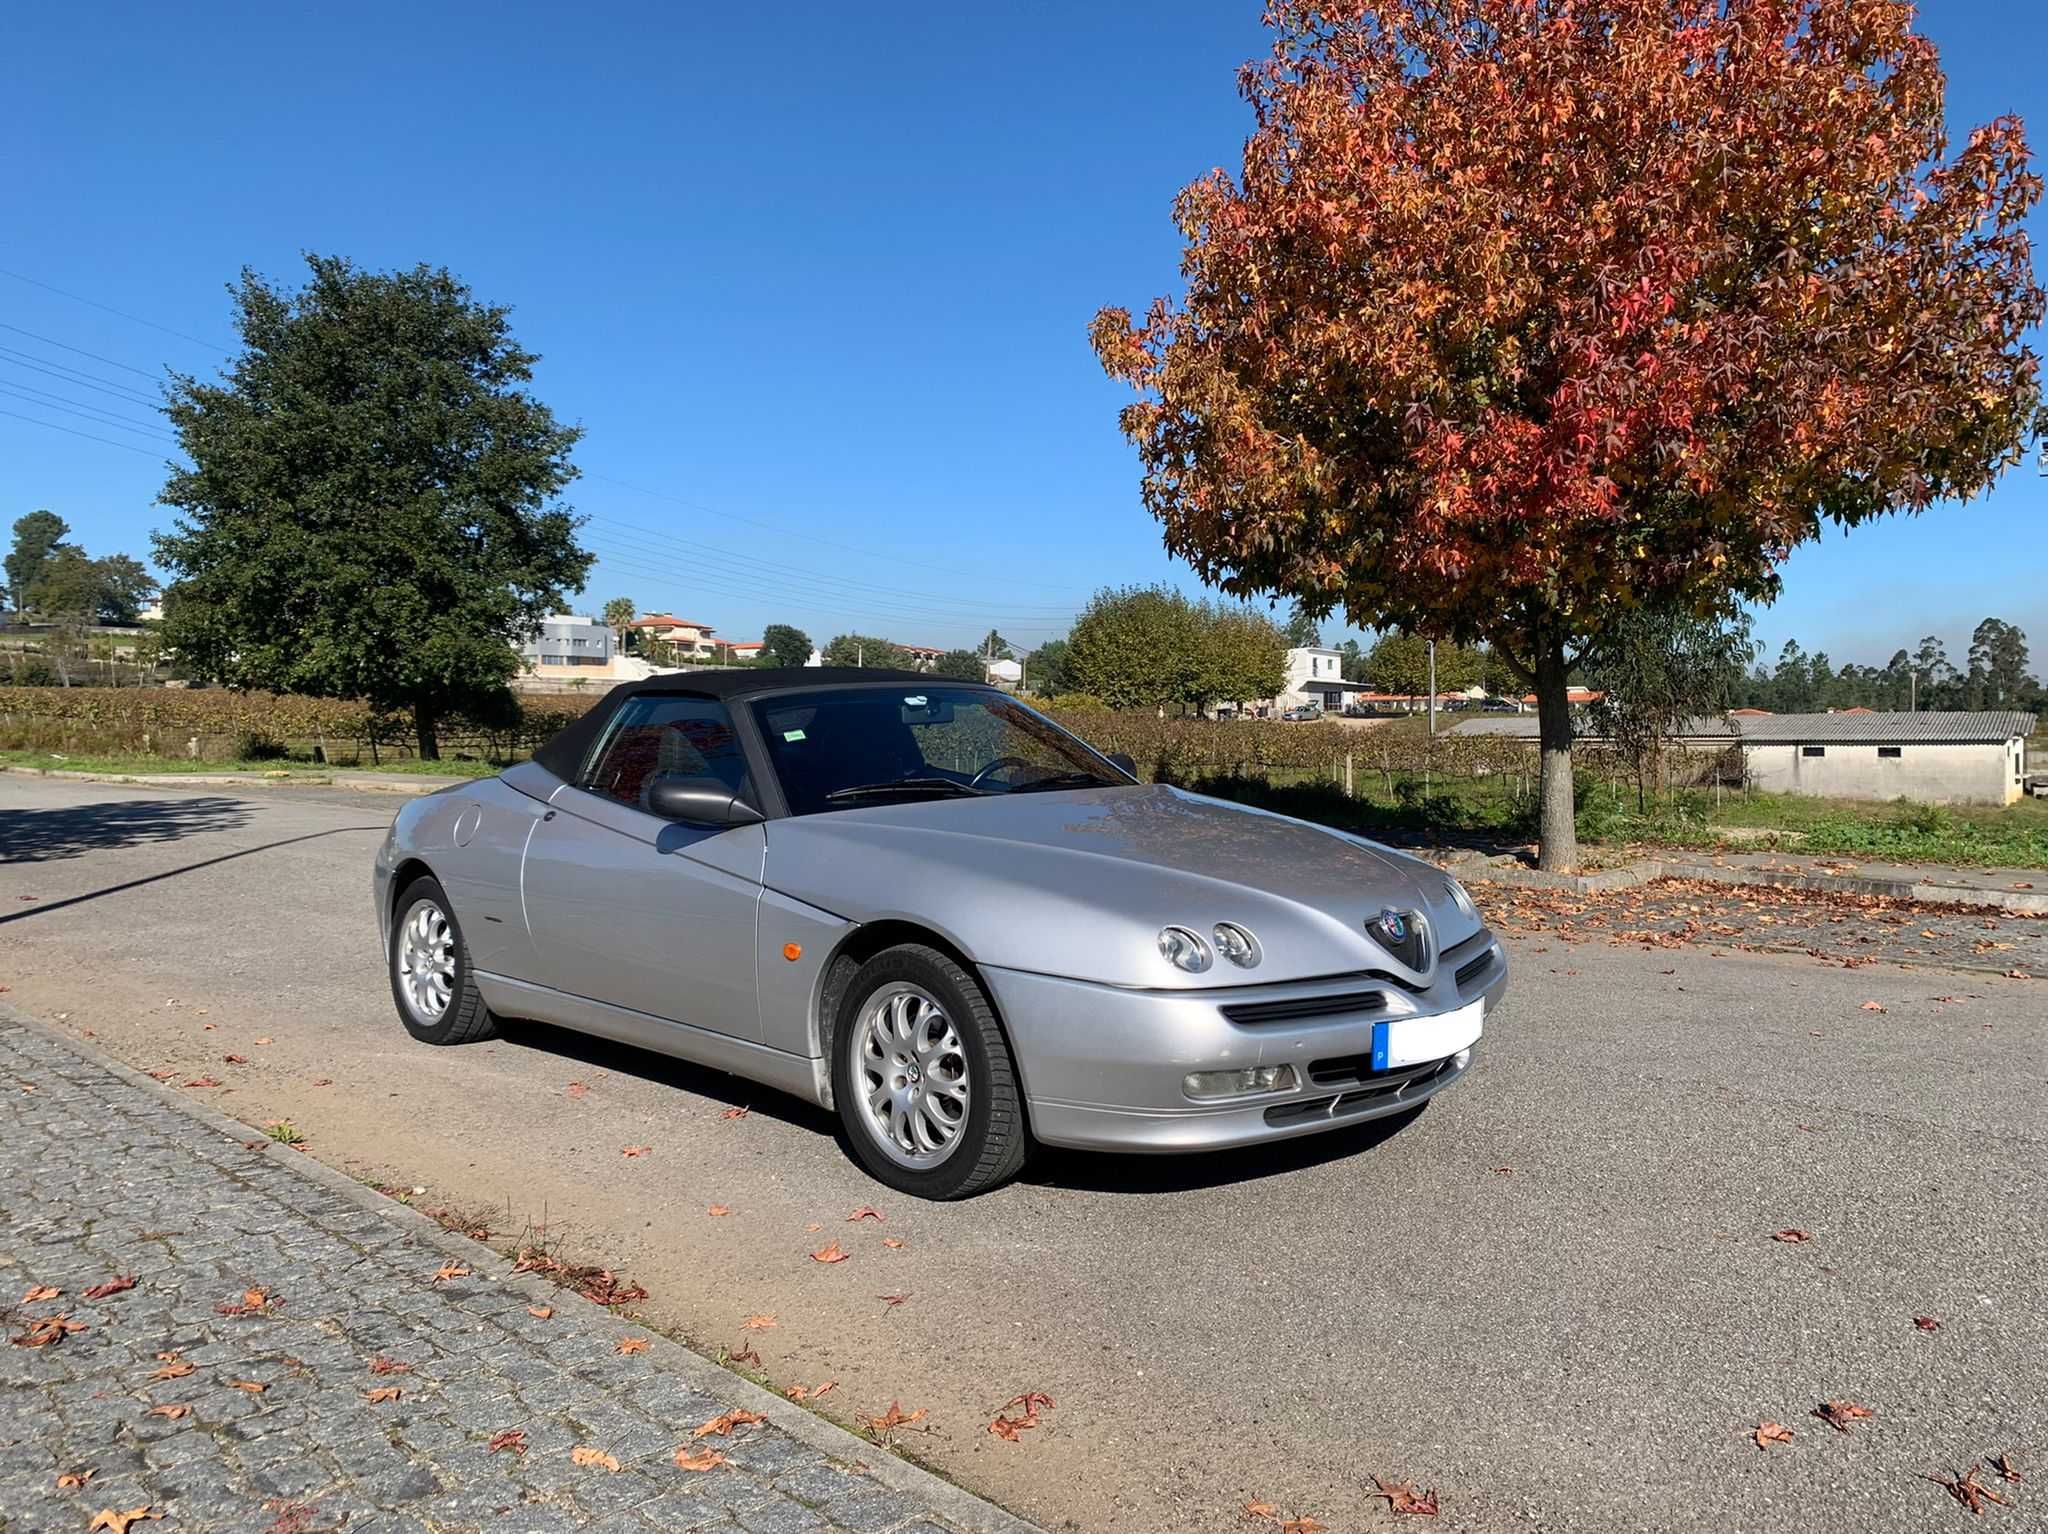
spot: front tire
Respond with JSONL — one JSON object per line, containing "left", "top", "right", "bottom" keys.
{"left": 831, "top": 944, "right": 1028, "bottom": 1199}
{"left": 388, "top": 875, "right": 497, "bottom": 1045}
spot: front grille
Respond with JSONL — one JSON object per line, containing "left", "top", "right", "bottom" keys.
{"left": 1221, "top": 991, "right": 1387, "bottom": 1027}
{"left": 1304, "top": 1055, "right": 1443, "bottom": 1091}
{"left": 1454, "top": 944, "right": 1497, "bottom": 991}
{"left": 1263, "top": 1056, "right": 1456, "bottom": 1127}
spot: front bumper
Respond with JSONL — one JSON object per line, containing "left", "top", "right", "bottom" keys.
{"left": 983, "top": 929, "right": 1507, "bottom": 1153}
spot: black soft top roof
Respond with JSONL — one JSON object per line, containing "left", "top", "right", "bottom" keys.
{"left": 529, "top": 666, "right": 974, "bottom": 781}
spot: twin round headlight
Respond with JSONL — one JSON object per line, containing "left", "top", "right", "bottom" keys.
{"left": 1158, "top": 922, "right": 1262, "bottom": 973}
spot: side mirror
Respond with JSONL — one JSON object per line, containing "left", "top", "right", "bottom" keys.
{"left": 646, "top": 777, "right": 766, "bottom": 828}
{"left": 1106, "top": 752, "right": 1138, "bottom": 779}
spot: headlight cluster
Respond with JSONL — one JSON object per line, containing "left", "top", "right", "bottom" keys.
{"left": 1157, "top": 922, "right": 1262, "bottom": 973}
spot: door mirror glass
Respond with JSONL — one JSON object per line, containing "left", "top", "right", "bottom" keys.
{"left": 645, "top": 776, "right": 765, "bottom": 827}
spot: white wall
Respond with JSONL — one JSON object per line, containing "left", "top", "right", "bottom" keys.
{"left": 1279, "top": 647, "right": 1343, "bottom": 708}
{"left": 1744, "top": 740, "right": 2021, "bottom": 805}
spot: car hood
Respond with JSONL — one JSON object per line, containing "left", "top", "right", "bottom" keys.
{"left": 762, "top": 782, "right": 1482, "bottom": 988}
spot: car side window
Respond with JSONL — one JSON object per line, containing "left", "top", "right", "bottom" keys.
{"left": 583, "top": 696, "right": 752, "bottom": 814}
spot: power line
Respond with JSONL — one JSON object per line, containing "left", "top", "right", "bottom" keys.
{"left": 0, "top": 406, "right": 170, "bottom": 460}
{"left": 0, "top": 347, "right": 164, "bottom": 408}
{"left": 0, "top": 266, "right": 232, "bottom": 355}
{"left": 0, "top": 322, "right": 168, "bottom": 380}
{"left": 0, "top": 380, "right": 176, "bottom": 441}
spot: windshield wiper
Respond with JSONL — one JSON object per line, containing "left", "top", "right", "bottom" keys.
{"left": 824, "top": 777, "right": 991, "bottom": 803}
{"left": 1005, "top": 771, "right": 1116, "bottom": 794}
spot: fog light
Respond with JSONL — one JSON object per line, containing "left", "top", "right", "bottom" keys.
{"left": 1182, "top": 1064, "right": 1298, "bottom": 1101}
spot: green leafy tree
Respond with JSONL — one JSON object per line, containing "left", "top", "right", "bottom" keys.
{"left": 1198, "top": 603, "right": 1289, "bottom": 710}
{"left": 821, "top": 633, "right": 911, "bottom": 669}
{"left": 1066, "top": 586, "right": 1202, "bottom": 710}
{"left": 1910, "top": 635, "right": 1959, "bottom": 711}
{"left": 1365, "top": 633, "right": 1483, "bottom": 697}
{"left": 5, "top": 510, "right": 71, "bottom": 614}
{"left": 1338, "top": 637, "right": 1367, "bottom": 683}
{"left": 153, "top": 255, "right": 590, "bottom": 758}
{"left": 1024, "top": 637, "right": 1072, "bottom": 694}
{"left": 1967, "top": 618, "right": 2030, "bottom": 709}
{"left": 25, "top": 547, "right": 157, "bottom": 625}
{"left": 1281, "top": 602, "right": 1323, "bottom": 649}
{"left": 979, "top": 629, "right": 1014, "bottom": 662}
{"left": 932, "top": 648, "right": 986, "bottom": 681}
{"left": 761, "top": 623, "right": 812, "bottom": 668}
{"left": 601, "top": 597, "right": 636, "bottom": 643}
{"left": 1585, "top": 604, "right": 1754, "bottom": 809}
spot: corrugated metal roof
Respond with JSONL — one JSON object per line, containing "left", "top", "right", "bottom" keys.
{"left": 1452, "top": 710, "right": 2035, "bottom": 744}
{"left": 1733, "top": 711, "right": 2035, "bottom": 744}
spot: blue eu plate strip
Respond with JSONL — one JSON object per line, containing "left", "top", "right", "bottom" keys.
{"left": 1371, "top": 1020, "right": 1389, "bottom": 1073}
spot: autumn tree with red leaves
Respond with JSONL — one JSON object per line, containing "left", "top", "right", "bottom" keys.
{"left": 1092, "top": 0, "right": 2045, "bottom": 868}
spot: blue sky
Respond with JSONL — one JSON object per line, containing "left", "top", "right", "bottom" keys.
{"left": 2, "top": 1, "right": 2042, "bottom": 668}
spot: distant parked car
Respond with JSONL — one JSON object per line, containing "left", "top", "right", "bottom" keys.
{"left": 1481, "top": 698, "right": 1519, "bottom": 714}
{"left": 1280, "top": 704, "right": 1323, "bottom": 722}
{"left": 373, "top": 669, "right": 1504, "bottom": 1198}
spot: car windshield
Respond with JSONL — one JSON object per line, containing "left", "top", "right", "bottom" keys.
{"left": 752, "top": 687, "right": 1125, "bottom": 816}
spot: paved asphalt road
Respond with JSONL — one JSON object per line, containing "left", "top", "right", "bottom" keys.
{"left": 2, "top": 775, "right": 2043, "bottom": 1533}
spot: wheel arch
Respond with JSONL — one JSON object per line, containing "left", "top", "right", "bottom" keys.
{"left": 388, "top": 857, "right": 438, "bottom": 924}
{"left": 814, "top": 920, "right": 1035, "bottom": 1126}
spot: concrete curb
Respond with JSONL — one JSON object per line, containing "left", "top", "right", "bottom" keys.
{"left": 0, "top": 763, "right": 447, "bottom": 795}
{"left": 1439, "top": 849, "right": 2048, "bottom": 915}
{"left": 0, "top": 1001, "right": 1047, "bottom": 1534}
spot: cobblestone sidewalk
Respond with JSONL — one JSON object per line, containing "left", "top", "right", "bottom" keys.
{"left": 0, "top": 1015, "right": 1035, "bottom": 1534}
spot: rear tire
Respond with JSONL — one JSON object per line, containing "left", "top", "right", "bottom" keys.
{"left": 389, "top": 875, "right": 497, "bottom": 1045}
{"left": 831, "top": 944, "right": 1028, "bottom": 1199}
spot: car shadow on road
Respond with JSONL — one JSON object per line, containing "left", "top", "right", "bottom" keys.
{"left": 0, "top": 796, "right": 253, "bottom": 864}
{"left": 1024, "top": 1104, "right": 1426, "bottom": 1196}
{"left": 494, "top": 1018, "right": 839, "bottom": 1136}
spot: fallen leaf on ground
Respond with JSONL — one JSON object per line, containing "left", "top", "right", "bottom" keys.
{"left": 215, "top": 1286, "right": 278, "bottom": 1317}
{"left": 1753, "top": 1422, "right": 1795, "bottom": 1450}
{"left": 878, "top": 1293, "right": 910, "bottom": 1311}
{"left": 1282, "top": 1518, "right": 1327, "bottom": 1534}
{"left": 570, "top": 1446, "right": 620, "bottom": 1472}
{"left": 720, "top": 1106, "right": 749, "bottom": 1120}
{"left": 182, "top": 1076, "right": 221, "bottom": 1088}
{"left": 692, "top": 1409, "right": 767, "bottom": 1439}
{"left": 741, "top": 1314, "right": 777, "bottom": 1332}
{"left": 707, "top": 1205, "right": 731, "bottom": 1217}
{"left": 786, "top": 1384, "right": 810, "bottom": 1401}
{"left": 310, "top": 1078, "right": 332, "bottom": 1087}
{"left": 368, "top": 1357, "right": 410, "bottom": 1375}
{"left": 148, "top": 1359, "right": 194, "bottom": 1380}
{"left": 1772, "top": 1229, "right": 1813, "bottom": 1244}
{"left": 615, "top": 1336, "right": 650, "bottom": 1355}
{"left": 809, "top": 1379, "right": 837, "bottom": 1399}
{"left": 847, "top": 1206, "right": 884, "bottom": 1222}
{"left": 810, "top": 1241, "right": 849, "bottom": 1264}
{"left": 222, "top": 1054, "right": 247, "bottom": 1064}
{"left": 87, "top": 1509, "right": 161, "bottom": 1533}
{"left": 1913, "top": 1315, "right": 1941, "bottom": 1331}
{"left": 56, "top": 1469, "right": 96, "bottom": 1490}
{"left": 1370, "top": 1477, "right": 1439, "bottom": 1516}
{"left": 253, "top": 1037, "right": 272, "bottom": 1045}
{"left": 1923, "top": 1464, "right": 2007, "bottom": 1514}
{"left": 988, "top": 1413, "right": 1037, "bottom": 1441}
{"left": 566, "top": 1081, "right": 588, "bottom": 1098}
{"left": 1990, "top": 1454, "right": 2020, "bottom": 1483}
{"left": 12, "top": 1314, "right": 86, "bottom": 1348}
{"left": 804, "top": 1223, "right": 822, "bottom": 1233}
{"left": 488, "top": 1429, "right": 527, "bottom": 1456}
{"left": 858, "top": 1400, "right": 928, "bottom": 1436}
{"left": 1244, "top": 1503, "right": 1279, "bottom": 1522}
{"left": 20, "top": 1284, "right": 60, "bottom": 1304}
{"left": 364, "top": 1386, "right": 402, "bottom": 1403}
{"left": 142, "top": 1404, "right": 189, "bottom": 1419}
{"left": 1007, "top": 1391, "right": 1054, "bottom": 1416}
{"left": 1813, "top": 1400, "right": 1874, "bottom": 1433}
{"left": 527, "top": 1305, "right": 554, "bottom": 1320}
{"left": 880, "top": 1237, "right": 906, "bottom": 1249}
{"left": 430, "top": 1262, "right": 470, "bottom": 1284}
{"left": 1859, "top": 1001, "right": 1886, "bottom": 1013}
{"left": 674, "top": 1446, "right": 728, "bottom": 1471}
{"left": 726, "top": 1342, "right": 762, "bottom": 1367}
{"left": 227, "top": 1379, "right": 266, "bottom": 1394}
{"left": 83, "top": 1275, "right": 137, "bottom": 1301}
{"left": 621, "top": 1146, "right": 650, "bottom": 1157}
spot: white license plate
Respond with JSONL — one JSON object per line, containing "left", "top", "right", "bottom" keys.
{"left": 1375, "top": 997, "right": 1484, "bottom": 1070}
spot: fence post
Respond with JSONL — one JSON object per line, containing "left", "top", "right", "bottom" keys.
{"left": 1344, "top": 752, "right": 1354, "bottom": 797}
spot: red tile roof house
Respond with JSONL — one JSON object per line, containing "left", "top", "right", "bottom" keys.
{"left": 627, "top": 614, "right": 719, "bottom": 657}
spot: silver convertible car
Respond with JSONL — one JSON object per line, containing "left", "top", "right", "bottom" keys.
{"left": 374, "top": 669, "right": 1507, "bottom": 1198}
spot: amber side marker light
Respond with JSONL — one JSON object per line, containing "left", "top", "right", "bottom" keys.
{"left": 782, "top": 943, "right": 803, "bottom": 962}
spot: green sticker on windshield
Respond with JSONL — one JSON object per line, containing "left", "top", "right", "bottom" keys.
{"left": 783, "top": 729, "right": 806, "bottom": 742}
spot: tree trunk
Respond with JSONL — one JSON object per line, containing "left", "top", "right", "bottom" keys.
{"left": 413, "top": 704, "right": 440, "bottom": 762}
{"left": 1534, "top": 642, "right": 1578, "bottom": 871}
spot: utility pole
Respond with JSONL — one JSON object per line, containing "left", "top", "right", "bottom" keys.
{"left": 1427, "top": 639, "right": 1437, "bottom": 737}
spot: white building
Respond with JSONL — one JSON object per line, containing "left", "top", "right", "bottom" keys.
{"left": 1278, "top": 646, "right": 1369, "bottom": 713}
